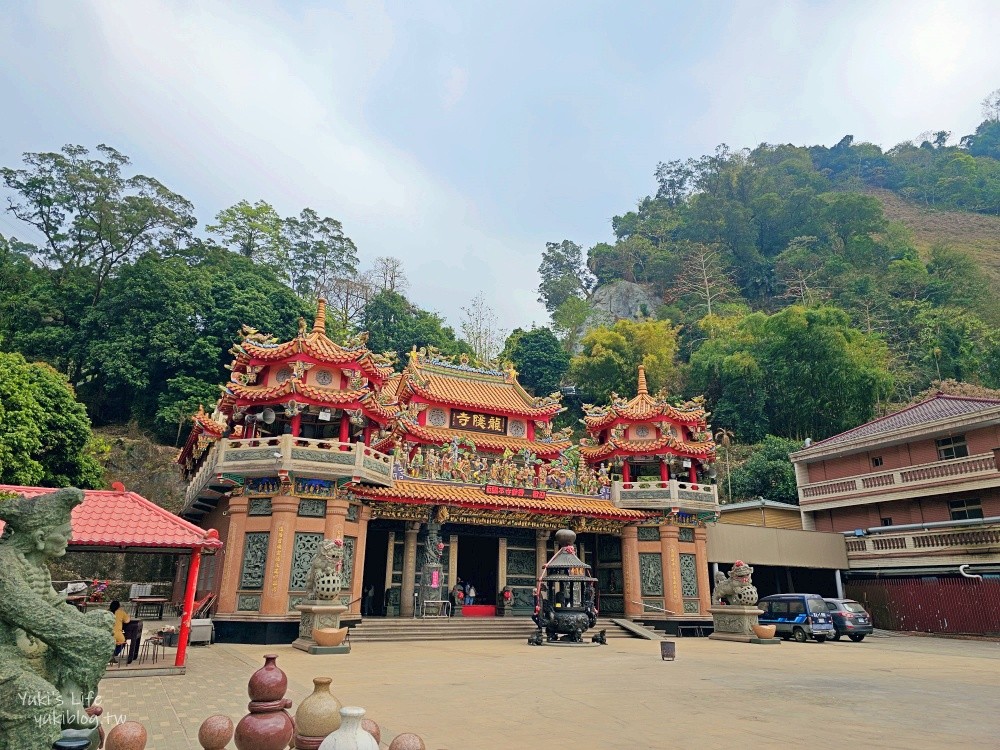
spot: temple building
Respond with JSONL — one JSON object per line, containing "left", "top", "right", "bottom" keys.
{"left": 178, "top": 303, "right": 721, "bottom": 642}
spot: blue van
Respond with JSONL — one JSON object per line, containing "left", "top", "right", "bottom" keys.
{"left": 758, "top": 594, "right": 835, "bottom": 642}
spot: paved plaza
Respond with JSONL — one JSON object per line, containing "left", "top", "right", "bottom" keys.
{"left": 97, "top": 633, "right": 1000, "bottom": 749}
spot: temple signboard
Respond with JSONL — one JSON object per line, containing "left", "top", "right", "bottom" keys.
{"left": 450, "top": 409, "right": 508, "bottom": 435}
{"left": 485, "top": 484, "right": 547, "bottom": 500}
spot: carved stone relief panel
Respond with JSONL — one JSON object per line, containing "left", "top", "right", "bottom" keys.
{"left": 289, "top": 532, "right": 324, "bottom": 591}
{"left": 240, "top": 532, "right": 269, "bottom": 589}
{"left": 639, "top": 552, "right": 664, "bottom": 596}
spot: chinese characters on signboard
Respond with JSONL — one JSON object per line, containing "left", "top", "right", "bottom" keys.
{"left": 449, "top": 409, "right": 508, "bottom": 435}
{"left": 484, "top": 484, "right": 547, "bottom": 500}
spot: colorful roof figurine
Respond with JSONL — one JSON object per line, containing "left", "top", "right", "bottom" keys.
{"left": 221, "top": 299, "right": 398, "bottom": 423}
{"left": 177, "top": 404, "right": 232, "bottom": 470}
{"left": 395, "top": 347, "right": 564, "bottom": 419}
{"left": 579, "top": 366, "right": 715, "bottom": 461}
{"left": 0, "top": 483, "right": 223, "bottom": 551}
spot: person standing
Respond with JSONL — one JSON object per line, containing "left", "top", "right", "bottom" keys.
{"left": 467, "top": 583, "right": 476, "bottom": 606}
{"left": 362, "top": 584, "right": 375, "bottom": 617}
{"left": 109, "top": 600, "right": 130, "bottom": 661}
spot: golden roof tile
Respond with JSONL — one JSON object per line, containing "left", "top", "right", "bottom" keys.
{"left": 375, "top": 422, "right": 571, "bottom": 457}
{"left": 582, "top": 366, "right": 708, "bottom": 431}
{"left": 349, "top": 479, "right": 648, "bottom": 520}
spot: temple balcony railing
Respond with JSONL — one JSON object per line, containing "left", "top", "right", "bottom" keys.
{"left": 799, "top": 453, "right": 1000, "bottom": 510}
{"left": 844, "top": 520, "right": 1000, "bottom": 569}
{"left": 185, "top": 435, "right": 394, "bottom": 504}
{"left": 611, "top": 479, "right": 719, "bottom": 515}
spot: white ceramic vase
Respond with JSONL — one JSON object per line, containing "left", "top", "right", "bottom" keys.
{"left": 318, "top": 707, "right": 379, "bottom": 750}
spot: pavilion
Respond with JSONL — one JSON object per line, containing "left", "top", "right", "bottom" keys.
{"left": 0, "top": 482, "right": 223, "bottom": 670}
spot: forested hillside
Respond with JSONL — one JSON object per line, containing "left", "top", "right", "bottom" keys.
{"left": 538, "top": 93, "right": 1000, "bottom": 460}
{"left": 2, "top": 93, "right": 999, "bottom": 504}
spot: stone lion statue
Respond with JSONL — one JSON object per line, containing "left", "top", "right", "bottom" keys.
{"left": 712, "top": 560, "right": 758, "bottom": 606}
{"left": 305, "top": 539, "right": 346, "bottom": 601}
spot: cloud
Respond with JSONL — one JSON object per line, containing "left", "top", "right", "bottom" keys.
{"left": 0, "top": 0, "right": 547, "bottom": 330}
{"left": 442, "top": 66, "right": 470, "bottom": 111}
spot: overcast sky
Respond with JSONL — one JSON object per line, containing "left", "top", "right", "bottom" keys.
{"left": 1, "top": 1, "right": 998, "bottom": 331}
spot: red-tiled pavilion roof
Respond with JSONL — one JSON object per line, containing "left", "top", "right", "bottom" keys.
{"left": 582, "top": 366, "right": 708, "bottom": 432}
{"left": 373, "top": 422, "right": 572, "bottom": 458}
{"left": 0, "top": 485, "right": 222, "bottom": 551}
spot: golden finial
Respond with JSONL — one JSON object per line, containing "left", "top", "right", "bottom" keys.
{"left": 312, "top": 298, "right": 327, "bottom": 335}
{"left": 637, "top": 365, "right": 648, "bottom": 395}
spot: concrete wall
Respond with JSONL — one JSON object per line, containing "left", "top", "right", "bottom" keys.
{"left": 706, "top": 523, "right": 848, "bottom": 569}
{"left": 804, "top": 425, "right": 1000, "bottom": 483}
{"left": 811, "top": 487, "right": 1000, "bottom": 533}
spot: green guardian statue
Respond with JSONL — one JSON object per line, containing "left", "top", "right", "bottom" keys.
{"left": 0, "top": 488, "right": 115, "bottom": 750}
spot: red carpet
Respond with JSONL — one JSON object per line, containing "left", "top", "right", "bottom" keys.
{"left": 460, "top": 605, "right": 496, "bottom": 617}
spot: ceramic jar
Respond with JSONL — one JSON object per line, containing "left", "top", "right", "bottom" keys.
{"left": 247, "top": 654, "right": 287, "bottom": 701}
{"left": 295, "top": 677, "right": 342, "bottom": 748}
{"left": 317, "top": 707, "right": 379, "bottom": 750}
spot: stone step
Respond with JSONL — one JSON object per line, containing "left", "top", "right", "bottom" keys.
{"left": 348, "top": 617, "right": 637, "bottom": 642}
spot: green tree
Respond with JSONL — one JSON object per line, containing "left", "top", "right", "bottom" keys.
{"left": 361, "top": 290, "right": 471, "bottom": 359}
{"left": 283, "top": 208, "right": 359, "bottom": 299}
{"left": 501, "top": 327, "right": 569, "bottom": 396}
{"left": 156, "top": 375, "right": 225, "bottom": 446}
{"left": 0, "top": 352, "right": 104, "bottom": 487}
{"left": 537, "top": 240, "right": 593, "bottom": 312}
{"left": 569, "top": 319, "right": 679, "bottom": 403}
{"left": 1, "top": 144, "right": 194, "bottom": 302}
{"left": 728, "top": 435, "right": 801, "bottom": 504}
{"left": 207, "top": 199, "right": 286, "bottom": 263}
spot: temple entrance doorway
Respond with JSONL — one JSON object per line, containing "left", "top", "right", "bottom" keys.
{"left": 361, "top": 528, "right": 389, "bottom": 617}
{"left": 456, "top": 534, "right": 499, "bottom": 607}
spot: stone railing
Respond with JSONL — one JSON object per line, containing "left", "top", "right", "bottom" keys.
{"left": 845, "top": 522, "right": 1000, "bottom": 559}
{"left": 611, "top": 479, "right": 719, "bottom": 514}
{"left": 211, "top": 435, "right": 394, "bottom": 487}
{"left": 800, "top": 453, "right": 998, "bottom": 504}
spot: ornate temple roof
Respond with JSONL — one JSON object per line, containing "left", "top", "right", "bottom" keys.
{"left": 395, "top": 347, "right": 563, "bottom": 419}
{"left": 348, "top": 479, "right": 648, "bottom": 520}
{"left": 230, "top": 299, "right": 396, "bottom": 384}
{"left": 372, "top": 421, "right": 572, "bottom": 458}
{"left": 582, "top": 366, "right": 708, "bottom": 432}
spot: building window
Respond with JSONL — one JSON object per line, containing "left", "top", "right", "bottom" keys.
{"left": 935, "top": 435, "right": 969, "bottom": 461}
{"left": 871, "top": 456, "right": 883, "bottom": 468}
{"left": 880, "top": 517, "right": 893, "bottom": 526}
{"left": 949, "top": 499, "right": 984, "bottom": 521}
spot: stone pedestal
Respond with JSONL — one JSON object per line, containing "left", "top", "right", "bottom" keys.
{"left": 293, "top": 601, "right": 351, "bottom": 654}
{"left": 708, "top": 605, "right": 779, "bottom": 644}
{"left": 419, "top": 562, "right": 444, "bottom": 613}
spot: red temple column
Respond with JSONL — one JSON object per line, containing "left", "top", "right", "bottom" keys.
{"left": 339, "top": 414, "right": 350, "bottom": 443}
{"left": 659, "top": 460, "right": 668, "bottom": 482}
{"left": 290, "top": 413, "right": 301, "bottom": 437}
{"left": 362, "top": 423, "right": 372, "bottom": 445}
{"left": 622, "top": 462, "right": 631, "bottom": 483}
{"left": 689, "top": 462, "right": 697, "bottom": 483}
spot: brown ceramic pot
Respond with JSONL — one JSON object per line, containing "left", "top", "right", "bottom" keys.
{"left": 105, "top": 721, "right": 148, "bottom": 750}
{"left": 312, "top": 627, "right": 348, "bottom": 647}
{"left": 295, "top": 677, "right": 342, "bottom": 738}
{"left": 388, "top": 733, "right": 426, "bottom": 750}
{"left": 752, "top": 624, "right": 777, "bottom": 639}
{"left": 198, "top": 715, "right": 235, "bottom": 749}
{"left": 361, "top": 718, "right": 381, "bottom": 745}
{"left": 249, "top": 654, "right": 288, "bottom": 701}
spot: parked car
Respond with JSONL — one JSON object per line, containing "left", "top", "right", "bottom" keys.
{"left": 758, "top": 593, "right": 836, "bottom": 643}
{"left": 823, "top": 598, "right": 874, "bottom": 642}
